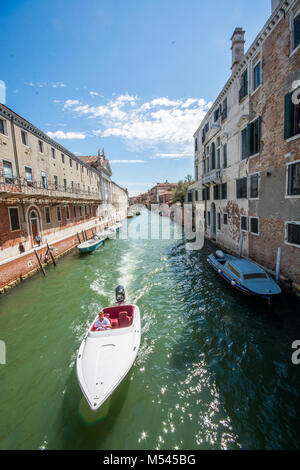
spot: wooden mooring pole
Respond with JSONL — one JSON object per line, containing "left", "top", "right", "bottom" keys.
{"left": 276, "top": 247, "right": 282, "bottom": 282}
{"left": 77, "top": 232, "right": 81, "bottom": 244}
{"left": 34, "top": 249, "right": 46, "bottom": 277}
{"left": 47, "top": 243, "right": 56, "bottom": 267}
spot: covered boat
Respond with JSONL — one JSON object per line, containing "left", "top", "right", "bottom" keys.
{"left": 207, "top": 250, "right": 281, "bottom": 301}
{"left": 76, "top": 286, "right": 141, "bottom": 411}
{"left": 77, "top": 236, "right": 105, "bottom": 254}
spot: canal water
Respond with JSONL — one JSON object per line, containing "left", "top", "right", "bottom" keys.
{"left": 0, "top": 210, "right": 300, "bottom": 450}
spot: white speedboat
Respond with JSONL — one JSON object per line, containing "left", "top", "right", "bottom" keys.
{"left": 76, "top": 286, "right": 141, "bottom": 411}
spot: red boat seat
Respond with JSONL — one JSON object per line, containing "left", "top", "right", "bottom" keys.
{"left": 110, "top": 318, "right": 119, "bottom": 329}
{"left": 119, "top": 311, "right": 131, "bottom": 328}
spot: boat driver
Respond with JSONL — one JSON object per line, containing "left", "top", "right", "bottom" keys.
{"left": 94, "top": 310, "right": 111, "bottom": 331}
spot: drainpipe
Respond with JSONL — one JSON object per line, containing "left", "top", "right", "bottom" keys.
{"left": 276, "top": 247, "right": 282, "bottom": 282}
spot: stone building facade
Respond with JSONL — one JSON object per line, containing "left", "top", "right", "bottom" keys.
{"left": 0, "top": 103, "right": 128, "bottom": 292}
{"left": 189, "top": 0, "right": 300, "bottom": 288}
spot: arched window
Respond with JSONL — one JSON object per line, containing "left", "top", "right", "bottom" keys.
{"left": 30, "top": 210, "right": 38, "bottom": 220}
{"left": 210, "top": 143, "right": 216, "bottom": 170}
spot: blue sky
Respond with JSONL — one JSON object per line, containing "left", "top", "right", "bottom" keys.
{"left": 0, "top": 0, "right": 271, "bottom": 196}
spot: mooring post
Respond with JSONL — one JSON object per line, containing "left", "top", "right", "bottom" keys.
{"left": 34, "top": 249, "right": 46, "bottom": 276}
{"left": 276, "top": 247, "right": 282, "bottom": 282}
{"left": 82, "top": 230, "right": 86, "bottom": 241}
{"left": 47, "top": 243, "right": 56, "bottom": 267}
{"left": 77, "top": 232, "right": 81, "bottom": 244}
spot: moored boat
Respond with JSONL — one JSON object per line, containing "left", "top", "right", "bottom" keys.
{"left": 76, "top": 286, "right": 141, "bottom": 411}
{"left": 207, "top": 250, "right": 281, "bottom": 301}
{"left": 127, "top": 211, "right": 134, "bottom": 219}
{"left": 77, "top": 236, "right": 105, "bottom": 254}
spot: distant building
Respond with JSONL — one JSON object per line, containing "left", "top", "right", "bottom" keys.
{"left": 0, "top": 104, "right": 127, "bottom": 292}
{"left": 189, "top": 0, "right": 300, "bottom": 288}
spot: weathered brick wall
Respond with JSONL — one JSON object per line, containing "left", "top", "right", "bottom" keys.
{"left": 248, "top": 11, "right": 300, "bottom": 286}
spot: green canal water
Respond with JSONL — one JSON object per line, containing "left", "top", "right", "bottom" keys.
{"left": 0, "top": 210, "right": 300, "bottom": 450}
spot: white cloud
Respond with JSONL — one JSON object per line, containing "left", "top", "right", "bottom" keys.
{"left": 63, "top": 99, "right": 80, "bottom": 108}
{"left": 74, "top": 152, "right": 82, "bottom": 156}
{"left": 52, "top": 82, "right": 66, "bottom": 88}
{"left": 61, "top": 93, "right": 212, "bottom": 153}
{"left": 53, "top": 99, "right": 61, "bottom": 103}
{"left": 89, "top": 91, "right": 103, "bottom": 97}
{"left": 46, "top": 131, "right": 86, "bottom": 140}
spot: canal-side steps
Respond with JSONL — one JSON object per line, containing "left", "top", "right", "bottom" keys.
{"left": 76, "top": 286, "right": 141, "bottom": 411}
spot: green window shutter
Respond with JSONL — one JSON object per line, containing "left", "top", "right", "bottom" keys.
{"left": 246, "top": 123, "right": 251, "bottom": 157}
{"left": 257, "top": 116, "right": 262, "bottom": 152}
{"left": 284, "top": 93, "right": 292, "bottom": 139}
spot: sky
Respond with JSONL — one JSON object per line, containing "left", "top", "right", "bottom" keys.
{"left": 0, "top": 0, "right": 271, "bottom": 196}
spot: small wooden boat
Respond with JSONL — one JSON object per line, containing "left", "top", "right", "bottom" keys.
{"left": 76, "top": 286, "right": 141, "bottom": 411}
{"left": 207, "top": 250, "right": 281, "bottom": 301}
{"left": 127, "top": 211, "right": 134, "bottom": 219}
{"left": 77, "top": 236, "right": 105, "bottom": 254}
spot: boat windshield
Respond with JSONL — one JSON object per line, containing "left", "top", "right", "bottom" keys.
{"left": 244, "top": 273, "right": 268, "bottom": 280}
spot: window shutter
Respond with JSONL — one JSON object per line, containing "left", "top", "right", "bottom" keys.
{"left": 294, "top": 14, "right": 300, "bottom": 49}
{"left": 246, "top": 123, "right": 251, "bottom": 157}
{"left": 284, "top": 93, "right": 292, "bottom": 139}
{"left": 257, "top": 116, "right": 262, "bottom": 152}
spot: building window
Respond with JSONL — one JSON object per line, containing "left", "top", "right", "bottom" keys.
{"left": 51, "top": 148, "right": 55, "bottom": 159}
{"left": 85, "top": 205, "right": 88, "bottom": 216}
{"left": 207, "top": 211, "right": 211, "bottom": 226}
{"left": 63, "top": 179, "right": 67, "bottom": 191}
{"left": 223, "top": 213, "right": 228, "bottom": 225}
{"left": 187, "top": 191, "right": 192, "bottom": 202}
{"left": 221, "top": 183, "right": 227, "bottom": 200}
{"left": 73, "top": 205, "right": 77, "bottom": 218}
{"left": 210, "top": 143, "right": 216, "bottom": 170}
{"left": 21, "top": 130, "right": 28, "bottom": 145}
{"left": 221, "top": 98, "right": 227, "bottom": 121}
{"left": 61, "top": 154, "right": 65, "bottom": 163}
{"left": 286, "top": 222, "right": 300, "bottom": 246}
{"left": 71, "top": 181, "right": 74, "bottom": 193}
{"left": 250, "top": 173, "right": 259, "bottom": 198}
{"left": 284, "top": 92, "right": 300, "bottom": 139}
{"left": 25, "top": 166, "right": 33, "bottom": 187}
{"left": 202, "top": 187, "right": 210, "bottom": 201}
{"left": 217, "top": 213, "right": 221, "bottom": 230}
{"left": 291, "top": 11, "right": 300, "bottom": 51}
{"left": 45, "top": 207, "right": 51, "bottom": 224}
{"left": 54, "top": 175, "right": 58, "bottom": 189}
{"left": 239, "top": 69, "right": 248, "bottom": 102}
{"left": 241, "top": 216, "right": 248, "bottom": 232}
{"left": 38, "top": 140, "right": 43, "bottom": 153}
{"left": 41, "top": 171, "right": 48, "bottom": 189}
{"left": 236, "top": 177, "right": 247, "bottom": 199}
{"left": 241, "top": 117, "right": 261, "bottom": 159}
{"left": 287, "top": 161, "right": 300, "bottom": 196}
{"left": 195, "top": 137, "right": 198, "bottom": 152}
{"left": 69, "top": 158, "right": 72, "bottom": 167}
{"left": 253, "top": 62, "right": 261, "bottom": 91}
{"left": 66, "top": 205, "right": 70, "bottom": 219}
{"left": 57, "top": 206, "right": 61, "bottom": 222}
{"left": 250, "top": 217, "right": 259, "bottom": 235}
{"left": 3, "top": 160, "right": 14, "bottom": 184}
{"left": 76, "top": 162, "right": 79, "bottom": 171}
{"left": 214, "top": 108, "right": 220, "bottom": 122}
{"left": 222, "top": 143, "right": 227, "bottom": 169}
{"left": 0, "top": 118, "right": 7, "bottom": 135}
{"left": 8, "top": 207, "right": 20, "bottom": 231}
{"left": 213, "top": 185, "right": 220, "bottom": 200}
{"left": 79, "top": 206, "right": 82, "bottom": 217}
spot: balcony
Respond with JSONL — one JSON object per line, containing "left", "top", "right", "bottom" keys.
{"left": 0, "top": 173, "right": 102, "bottom": 203}
{"left": 202, "top": 169, "right": 222, "bottom": 185}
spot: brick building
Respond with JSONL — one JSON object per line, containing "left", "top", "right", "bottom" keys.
{"left": 189, "top": 0, "right": 300, "bottom": 288}
{"left": 0, "top": 103, "right": 128, "bottom": 292}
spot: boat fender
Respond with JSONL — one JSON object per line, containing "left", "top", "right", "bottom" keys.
{"left": 231, "top": 280, "right": 236, "bottom": 286}
{"left": 218, "top": 269, "right": 221, "bottom": 273}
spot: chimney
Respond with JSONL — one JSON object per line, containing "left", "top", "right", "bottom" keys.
{"left": 231, "top": 27, "right": 246, "bottom": 74}
{"left": 271, "top": 0, "right": 281, "bottom": 13}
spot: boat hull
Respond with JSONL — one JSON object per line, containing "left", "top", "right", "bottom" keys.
{"left": 207, "top": 255, "right": 281, "bottom": 301}
{"left": 77, "top": 239, "right": 104, "bottom": 253}
{"left": 76, "top": 305, "right": 141, "bottom": 411}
